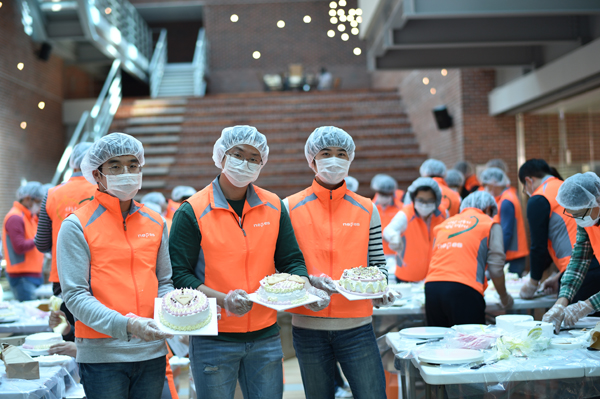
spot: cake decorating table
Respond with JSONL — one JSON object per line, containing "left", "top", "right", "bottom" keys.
{"left": 0, "top": 303, "right": 51, "bottom": 335}
{"left": 0, "top": 357, "right": 78, "bottom": 398}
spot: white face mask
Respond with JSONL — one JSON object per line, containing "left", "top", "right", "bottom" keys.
{"left": 414, "top": 202, "right": 436, "bottom": 217}
{"left": 377, "top": 194, "right": 393, "bottom": 206}
{"left": 222, "top": 155, "right": 262, "bottom": 188}
{"left": 576, "top": 211, "right": 600, "bottom": 228}
{"left": 30, "top": 203, "right": 41, "bottom": 216}
{"left": 315, "top": 157, "right": 350, "bottom": 185}
{"left": 104, "top": 173, "right": 142, "bottom": 201}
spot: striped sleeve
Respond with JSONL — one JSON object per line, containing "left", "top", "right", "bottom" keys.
{"left": 369, "top": 206, "right": 388, "bottom": 279}
{"left": 34, "top": 193, "right": 53, "bottom": 253}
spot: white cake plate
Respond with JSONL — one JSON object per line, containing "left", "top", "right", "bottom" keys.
{"left": 19, "top": 347, "right": 49, "bottom": 357}
{"left": 154, "top": 298, "right": 218, "bottom": 336}
{"left": 0, "top": 315, "right": 19, "bottom": 323}
{"left": 399, "top": 326, "right": 451, "bottom": 339}
{"left": 334, "top": 281, "right": 388, "bottom": 301}
{"left": 35, "top": 355, "right": 72, "bottom": 366}
{"left": 418, "top": 349, "right": 484, "bottom": 365}
{"left": 248, "top": 292, "right": 321, "bottom": 311}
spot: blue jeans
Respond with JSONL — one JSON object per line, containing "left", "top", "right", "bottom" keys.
{"left": 7, "top": 275, "right": 42, "bottom": 302}
{"left": 293, "top": 324, "right": 386, "bottom": 399}
{"left": 189, "top": 335, "right": 284, "bottom": 399}
{"left": 79, "top": 356, "right": 166, "bottom": 399}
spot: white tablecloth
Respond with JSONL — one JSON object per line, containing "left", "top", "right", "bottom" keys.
{"left": 0, "top": 303, "right": 51, "bottom": 335}
{"left": 0, "top": 357, "right": 78, "bottom": 398}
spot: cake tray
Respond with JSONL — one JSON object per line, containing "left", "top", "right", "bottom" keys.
{"left": 154, "top": 298, "right": 218, "bottom": 336}
{"left": 248, "top": 292, "right": 321, "bottom": 311}
{"left": 334, "top": 281, "right": 389, "bottom": 301}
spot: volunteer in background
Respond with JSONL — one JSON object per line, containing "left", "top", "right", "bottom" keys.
{"left": 169, "top": 126, "right": 328, "bottom": 399}
{"left": 426, "top": 191, "right": 513, "bottom": 327}
{"left": 445, "top": 169, "right": 465, "bottom": 193}
{"left": 383, "top": 178, "right": 447, "bottom": 282}
{"left": 57, "top": 133, "right": 173, "bottom": 399}
{"left": 371, "top": 174, "right": 403, "bottom": 258}
{"left": 285, "top": 126, "right": 393, "bottom": 399}
{"left": 543, "top": 173, "right": 600, "bottom": 332}
{"left": 166, "top": 186, "right": 196, "bottom": 231}
{"left": 344, "top": 176, "right": 359, "bottom": 192}
{"left": 419, "top": 159, "right": 461, "bottom": 216}
{"left": 2, "top": 181, "right": 45, "bottom": 301}
{"left": 455, "top": 161, "right": 480, "bottom": 198}
{"left": 142, "top": 192, "right": 168, "bottom": 215}
{"left": 480, "top": 167, "right": 529, "bottom": 276}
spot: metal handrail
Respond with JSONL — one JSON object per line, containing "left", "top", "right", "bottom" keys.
{"left": 193, "top": 28, "right": 208, "bottom": 97}
{"left": 51, "top": 60, "right": 122, "bottom": 185}
{"left": 149, "top": 29, "right": 167, "bottom": 99}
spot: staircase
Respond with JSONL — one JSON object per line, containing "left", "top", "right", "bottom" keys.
{"left": 156, "top": 64, "right": 196, "bottom": 98}
{"left": 111, "top": 89, "right": 426, "bottom": 199}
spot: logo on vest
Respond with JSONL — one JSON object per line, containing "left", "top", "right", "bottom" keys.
{"left": 342, "top": 222, "right": 360, "bottom": 227}
{"left": 437, "top": 242, "right": 463, "bottom": 250}
{"left": 138, "top": 233, "right": 156, "bottom": 238}
{"left": 254, "top": 222, "right": 271, "bottom": 228}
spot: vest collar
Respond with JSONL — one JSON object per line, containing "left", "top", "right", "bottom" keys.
{"left": 94, "top": 190, "right": 142, "bottom": 217}
{"left": 13, "top": 201, "right": 32, "bottom": 219}
{"left": 71, "top": 172, "right": 84, "bottom": 177}
{"left": 311, "top": 179, "right": 347, "bottom": 202}
{"left": 210, "top": 176, "right": 267, "bottom": 214}
{"left": 433, "top": 177, "right": 448, "bottom": 187}
{"left": 462, "top": 207, "right": 485, "bottom": 216}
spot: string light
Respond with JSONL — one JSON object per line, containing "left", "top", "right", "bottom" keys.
{"left": 303, "top": 15, "right": 311, "bottom": 23}
{"left": 38, "top": 101, "right": 46, "bottom": 110}
{"left": 441, "top": 69, "right": 448, "bottom": 76}
{"left": 230, "top": 14, "right": 239, "bottom": 22}
{"left": 422, "top": 77, "right": 429, "bottom": 85}
{"left": 252, "top": 51, "right": 261, "bottom": 59}
{"left": 327, "top": 30, "right": 335, "bottom": 37}
{"left": 353, "top": 48, "right": 362, "bottom": 56}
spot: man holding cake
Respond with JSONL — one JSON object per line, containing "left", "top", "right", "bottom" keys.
{"left": 169, "top": 125, "right": 329, "bottom": 399}
{"left": 284, "top": 126, "right": 394, "bottom": 399}
{"left": 57, "top": 133, "right": 174, "bottom": 399}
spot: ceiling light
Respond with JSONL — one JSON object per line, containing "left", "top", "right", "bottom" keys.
{"left": 277, "top": 20, "right": 285, "bottom": 28}
{"left": 327, "top": 30, "right": 335, "bottom": 38}
{"left": 337, "top": 9, "right": 344, "bottom": 16}
{"left": 17, "top": 63, "right": 24, "bottom": 70}
{"left": 252, "top": 51, "right": 261, "bottom": 59}
{"left": 350, "top": 20, "right": 358, "bottom": 27}
{"left": 20, "top": 122, "right": 27, "bottom": 129}
{"left": 356, "top": 8, "right": 363, "bottom": 16}
{"left": 330, "top": 1, "right": 337, "bottom": 8}
{"left": 337, "top": 24, "right": 345, "bottom": 32}
{"left": 339, "top": 0, "right": 347, "bottom": 5}
{"left": 349, "top": 9, "right": 356, "bottom": 16}
{"left": 339, "top": 15, "right": 347, "bottom": 22}
{"left": 51, "top": 4, "right": 62, "bottom": 11}
{"left": 422, "top": 77, "right": 429, "bottom": 85}
{"left": 356, "top": 16, "right": 362, "bottom": 23}
{"left": 430, "top": 88, "right": 436, "bottom": 95}
{"left": 0, "top": 3, "right": 3, "bottom": 8}
{"left": 303, "top": 15, "right": 311, "bottom": 23}
{"left": 38, "top": 101, "right": 45, "bottom": 109}
{"left": 329, "top": 9, "right": 336, "bottom": 16}
{"left": 341, "top": 33, "right": 349, "bottom": 41}
{"left": 351, "top": 28, "right": 359, "bottom": 35}
{"left": 353, "top": 47, "right": 362, "bottom": 56}
{"left": 330, "top": 17, "right": 338, "bottom": 24}
{"left": 230, "top": 14, "right": 239, "bottom": 22}
{"left": 441, "top": 69, "right": 448, "bottom": 76}
{"left": 105, "top": 7, "right": 111, "bottom": 14}
{"left": 347, "top": 15, "right": 355, "bottom": 22}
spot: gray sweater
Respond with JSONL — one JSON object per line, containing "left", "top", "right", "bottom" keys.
{"left": 57, "top": 211, "right": 173, "bottom": 364}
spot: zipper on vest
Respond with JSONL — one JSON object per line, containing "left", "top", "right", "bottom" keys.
{"left": 328, "top": 191, "right": 333, "bottom": 318}
{"left": 231, "top": 212, "right": 251, "bottom": 330}
{"left": 123, "top": 218, "right": 140, "bottom": 314}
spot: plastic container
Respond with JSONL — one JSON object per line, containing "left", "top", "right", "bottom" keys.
{"left": 495, "top": 314, "right": 533, "bottom": 332}
{"left": 514, "top": 321, "right": 554, "bottom": 339}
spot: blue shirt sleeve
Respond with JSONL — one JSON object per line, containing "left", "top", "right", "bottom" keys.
{"left": 499, "top": 199, "right": 516, "bottom": 252}
{"left": 527, "top": 195, "right": 553, "bottom": 280}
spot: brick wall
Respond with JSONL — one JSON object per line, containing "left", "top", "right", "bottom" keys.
{"left": 203, "top": 0, "right": 368, "bottom": 93}
{"left": 0, "top": 1, "right": 66, "bottom": 220}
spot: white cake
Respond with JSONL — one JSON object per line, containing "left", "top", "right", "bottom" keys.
{"left": 0, "top": 302, "right": 15, "bottom": 318}
{"left": 338, "top": 266, "right": 388, "bottom": 295}
{"left": 23, "top": 332, "right": 63, "bottom": 350}
{"left": 258, "top": 273, "right": 308, "bottom": 304}
{"left": 159, "top": 289, "right": 211, "bottom": 331}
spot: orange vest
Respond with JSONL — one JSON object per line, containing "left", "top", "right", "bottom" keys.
{"left": 187, "top": 178, "right": 281, "bottom": 333}
{"left": 532, "top": 176, "right": 577, "bottom": 272}
{"left": 45, "top": 175, "right": 96, "bottom": 283}
{"left": 287, "top": 180, "right": 374, "bottom": 319}
{"left": 73, "top": 191, "right": 164, "bottom": 339}
{"left": 374, "top": 193, "right": 404, "bottom": 256}
{"left": 395, "top": 204, "right": 447, "bottom": 282}
{"left": 464, "top": 175, "right": 480, "bottom": 192}
{"left": 165, "top": 199, "right": 180, "bottom": 232}
{"left": 166, "top": 346, "right": 179, "bottom": 399}
{"left": 2, "top": 202, "right": 44, "bottom": 275}
{"left": 494, "top": 188, "right": 529, "bottom": 261}
{"left": 433, "top": 177, "right": 461, "bottom": 217}
{"left": 426, "top": 208, "right": 496, "bottom": 295}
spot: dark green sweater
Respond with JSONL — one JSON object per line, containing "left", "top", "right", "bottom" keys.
{"left": 169, "top": 197, "right": 308, "bottom": 342}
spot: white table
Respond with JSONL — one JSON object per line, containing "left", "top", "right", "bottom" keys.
{"left": 0, "top": 303, "right": 51, "bottom": 335}
{"left": 0, "top": 357, "right": 78, "bottom": 398}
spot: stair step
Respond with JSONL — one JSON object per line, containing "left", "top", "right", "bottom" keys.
{"left": 128, "top": 116, "right": 185, "bottom": 125}
{"left": 126, "top": 125, "right": 183, "bottom": 134}
{"left": 164, "top": 63, "right": 194, "bottom": 71}
{"left": 142, "top": 167, "right": 170, "bottom": 176}
{"left": 145, "top": 156, "right": 176, "bottom": 165}
{"left": 144, "top": 146, "right": 179, "bottom": 155}
{"left": 137, "top": 136, "right": 181, "bottom": 144}
{"left": 141, "top": 180, "right": 167, "bottom": 189}
{"left": 130, "top": 107, "right": 186, "bottom": 116}
{"left": 131, "top": 98, "right": 188, "bottom": 107}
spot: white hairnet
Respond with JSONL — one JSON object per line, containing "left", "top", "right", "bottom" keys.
{"left": 454, "top": 161, "right": 474, "bottom": 176}
{"left": 345, "top": 176, "right": 359, "bottom": 192}
{"left": 16, "top": 181, "right": 43, "bottom": 201}
{"left": 460, "top": 191, "right": 498, "bottom": 216}
{"left": 406, "top": 177, "right": 442, "bottom": 209}
{"left": 480, "top": 167, "right": 510, "bottom": 187}
{"left": 420, "top": 159, "right": 447, "bottom": 178}
{"left": 69, "top": 142, "right": 93, "bottom": 170}
{"left": 141, "top": 192, "right": 166, "bottom": 207}
{"left": 370, "top": 174, "right": 397, "bottom": 194}
{"left": 304, "top": 126, "right": 356, "bottom": 172}
{"left": 80, "top": 133, "right": 145, "bottom": 185}
{"left": 486, "top": 158, "right": 508, "bottom": 173}
{"left": 212, "top": 126, "right": 269, "bottom": 169}
{"left": 445, "top": 169, "right": 464, "bottom": 187}
{"left": 557, "top": 172, "right": 600, "bottom": 211}
{"left": 142, "top": 201, "right": 162, "bottom": 214}
{"left": 171, "top": 186, "right": 196, "bottom": 202}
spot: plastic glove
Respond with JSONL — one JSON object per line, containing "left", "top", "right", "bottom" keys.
{"left": 49, "top": 310, "right": 71, "bottom": 336}
{"left": 223, "top": 289, "right": 253, "bottom": 317}
{"left": 541, "top": 275, "right": 560, "bottom": 296}
{"left": 542, "top": 303, "right": 566, "bottom": 334}
{"left": 309, "top": 275, "right": 337, "bottom": 295}
{"left": 49, "top": 342, "right": 77, "bottom": 357}
{"left": 563, "top": 300, "right": 595, "bottom": 327}
{"left": 388, "top": 235, "right": 403, "bottom": 253}
{"left": 127, "top": 317, "right": 172, "bottom": 341}
{"left": 372, "top": 291, "right": 396, "bottom": 309}
{"left": 216, "top": 305, "right": 222, "bottom": 320}
{"left": 304, "top": 287, "right": 330, "bottom": 312}
{"left": 499, "top": 294, "right": 514, "bottom": 309}
{"left": 519, "top": 278, "right": 539, "bottom": 299}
